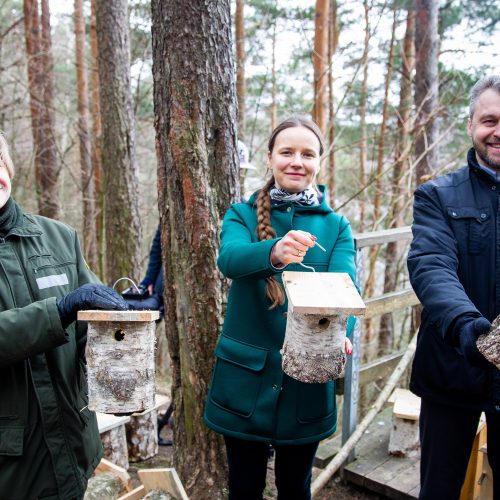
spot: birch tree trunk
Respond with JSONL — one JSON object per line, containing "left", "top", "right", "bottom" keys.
{"left": 151, "top": 0, "right": 239, "bottom": 496}
{"left": 95, "top": 0, "right": 141, "bottom": 283}
{"left": 23, "top": 0, "right": 60, "bottom": 219}
{"left": 74, "top": 0, "right": 98, "bottom": 269}
{"left": 414, "top": 0, "right": 439, "bottom": 184}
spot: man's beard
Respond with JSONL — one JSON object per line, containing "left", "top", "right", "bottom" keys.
{"left": 473, "top": 139, "right": 500, "bottom": 170}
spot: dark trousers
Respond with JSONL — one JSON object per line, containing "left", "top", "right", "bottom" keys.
{"left": 224, "top": 436, "right": 319, "bottom": 500}
{"left": 419, "top": 398, "right": 500, "bottom": 500}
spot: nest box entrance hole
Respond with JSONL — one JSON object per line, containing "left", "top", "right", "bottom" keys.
{"left": 114, "top": 329, "right": 125, "bottom": 341}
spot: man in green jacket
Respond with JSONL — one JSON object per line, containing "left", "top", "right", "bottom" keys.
{"left": 0, "top": 134, "right": 128, "bottom": 499}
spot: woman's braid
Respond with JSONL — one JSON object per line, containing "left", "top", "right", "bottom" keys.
{"left": 256, "top": 177, "right": 285, "bottom": 308}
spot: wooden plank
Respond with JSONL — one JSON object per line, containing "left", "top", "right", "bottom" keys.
{"left": 393, "top": 390, "right": 421, "bottom": 420}
{"left": 78, "top": 310, "right": 159, "bottom": 322}
{"left": 95, "top": 457, "right": 133, "bottom": 492}
{"left": 388, "top": 388, "right": 408, "bottom": 405}
{"left": 282, "top": 272, "right": 366, "bottom": 315}
{"left": 460, "top": 420, "right": 487, "bottom": 500}
{"left": 384, "top": 460, "right": 420, "bottom": 497}
{"left": 138, "top": 468, "right": 189, "bottom": 500}
{"left": 359, "top": 351, "right": 405, "bottom": 387}
{"left": 364, "top": 289, "right": 419, "bottom": 319}
{"left": 315, "top": 433, "right": 341, "bottom": 468}
{"left": 354, "top": 226, "right": 413, "bottom": 249}
{"left": 131, "top": 393, "right": 170, "bottom": 416}
{"left": 117, "top": 485, "right": 146, "bottom": 500}
{"left": 96, "top": 413, "right": 131, "bottom": 433}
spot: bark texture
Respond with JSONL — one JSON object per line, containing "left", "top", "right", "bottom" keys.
{"left": 151, "top": 1, "right": 239, "bottom": 497}
{"left": 414, "top": 0, "right": 439, "bottom": 184}
{"left": 282, "top": 312, "right": 347, "bottom": 383}
{"left": 312, "top": 0, "right": 329, "bottom": 134}
{"left": 23, "top": 0, "right": 60, "bottom": 218}
{"left": 74, "top": 0, "right": 97, "bottom": 268}
{"left": 86, "top": 320, "right": 156, "bottom": 414}
{"left": 126, "top": 411, "right": 159, "bottom": 462}
{"left": 477, "top": 316, "right": 500, "bottom": 369}
{"left": 96, "top": 0, "right": 141, "bottom": 283}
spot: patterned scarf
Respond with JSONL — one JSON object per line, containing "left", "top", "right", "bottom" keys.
{"left": 269, "top": 186, "right": 320, "bottom": 206}
{"left": 0, "top": 197, "right": 22, "bottom": 237}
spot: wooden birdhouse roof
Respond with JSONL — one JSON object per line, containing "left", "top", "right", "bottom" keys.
{"left": 77, "top": 310, "right": 160, "bottom": 322}
{"left": 282, "top": 271, "right": 365, "bottom": 315}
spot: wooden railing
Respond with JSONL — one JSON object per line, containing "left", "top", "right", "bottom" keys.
{"left": 341, "top": 226, "right": 419, "bottom": 448}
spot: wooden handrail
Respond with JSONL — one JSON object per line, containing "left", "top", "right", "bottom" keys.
{"left": 354, "top": 226, "right": 412, "bottom": 249}
{"left": 364, "top": 288, "right": 419, "bottom": 319}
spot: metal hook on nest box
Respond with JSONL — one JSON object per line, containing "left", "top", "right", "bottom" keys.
{"left": 112, "top": 277, "right": 141, "bottom": 293}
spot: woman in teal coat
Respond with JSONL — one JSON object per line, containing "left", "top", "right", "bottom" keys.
{"left": 204, "top": 116, "right": 356, "bottom": 499}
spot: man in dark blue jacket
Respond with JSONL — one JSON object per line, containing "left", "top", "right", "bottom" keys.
{"left": 408, "top": 75, "right": 500, "bottom": 499}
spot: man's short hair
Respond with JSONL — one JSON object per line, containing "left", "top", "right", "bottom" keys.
{"left": 469, "top": 75, "right": 500, "bottom": 119}
{"left": 0, "top": 133, "right": 14, "bottom": 178}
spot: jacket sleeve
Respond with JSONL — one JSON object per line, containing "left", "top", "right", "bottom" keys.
{"left": 217, "top": 206, "right": 283, "bottom": 280}
{"left": 141, "top": 226, "right": 162, "bottom": 287}
{"left": 407, "top": 184, "right": 480, "bottom": 339}
{"left": 0, "top": 298, "right": 68, "bottom": 367}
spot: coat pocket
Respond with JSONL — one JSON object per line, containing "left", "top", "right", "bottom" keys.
{"left": 296, "top": 380, "right": 336, "bottom": 423}
{"left": 447, "top": 206, "right": 491, "bottom": 255}
{"left": 0, "top": 427, "right": 23, "bottom": 456}
{"left": 210, "top": 336, "right": 268, "bottom": 418}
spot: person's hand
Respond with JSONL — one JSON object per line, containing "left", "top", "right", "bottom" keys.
{"left": 455, "top": 315, "right": 492, "bottom": 368}
{"left": 271, "top": 230, "right": 316, "bottom": 266}
{"left": 57, "top": 283, "right": 129, "bottom": 328}
{"left": 345, "top": 337, "right": 353, "bottom": 355}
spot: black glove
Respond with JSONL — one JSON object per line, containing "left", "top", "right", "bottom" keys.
{"left": 453, "top": 315, "right": 492, "bottom": 368}
{"left": 57, "top": 283, "right": 129, "bottom": 328}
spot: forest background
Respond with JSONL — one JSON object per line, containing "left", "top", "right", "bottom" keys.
{"left": 0, "top": 0, "right": 499, "bottom": 497}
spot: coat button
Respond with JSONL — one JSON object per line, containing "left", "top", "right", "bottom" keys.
{"left": 272, "top": 384, "right": 278, "bottom": 390}
{"left": 492, "top": 185, "right": 496, "bottom": 190}
{"left": 451, "top": 211, "right": 457, "bottom": 217}
{"left": 481, "top": 213, "right": 487, "bottom": 219}
{"left": 286, "top": 206, "right": 291, "bottom": 212}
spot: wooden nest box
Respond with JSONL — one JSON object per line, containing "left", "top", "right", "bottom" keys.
{"left": 78, "top": 310, "right": 159, "bottom": 414}
{"left": 281, "top": 272, "right": 365, "bottom": 384}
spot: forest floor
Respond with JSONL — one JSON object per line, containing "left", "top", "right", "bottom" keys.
{"left": 127, "top": 421, "right": 383, "bottom": 499}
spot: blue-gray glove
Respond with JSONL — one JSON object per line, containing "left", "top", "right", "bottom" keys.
{"left": 57, "top": 283, "right": 129, "bottom": 328}
{"left": 454, "top": 315, "right": 492, "bottom": 369}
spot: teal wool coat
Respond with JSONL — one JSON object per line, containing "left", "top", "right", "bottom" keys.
{"left": 204, "top": 187, "right": 356, "bottom": 445}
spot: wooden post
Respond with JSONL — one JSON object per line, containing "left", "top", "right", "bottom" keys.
{"left": 281, "top": 272, "right": 365, "bottom": 384}
{"left": 342, "top": 245, "right": 364, "bottom": 452}
{"left": 79, "top": 310, "right": 159, "bottom": 414}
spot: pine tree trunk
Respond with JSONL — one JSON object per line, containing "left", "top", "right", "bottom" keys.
{"left": 95, "top": 0, "right": 141, "bottom": 284}
{"left": 358, "top": 0, "right": 369, "bottom": 234}
{"left": 24, "top": 0, "right": 60, "bottom": 219}
{"left": 74, "top": 0, "right": 98, "bottom": 269}
{"left": 414, "top": 0, "right": 439, "bottom": 185}
{"left": 379, "top": 7, "right": 415, "bottom": 355}
{"left": 312, "top": 0, "right": 329, "bottom": 135}
{"left": 90, "top": 0, "right": 105, "bottom": 278}
{"left": 327, "top": 0, "right": 338, "bottom": 207}
{"left": 366, "top": 8, "right": 397, "bottom": 335}
{"left": 151, "top": 1, "right": 239, "bottom": 497}
{"left": 235, "top": 0, "right": 246, "bottom": 140}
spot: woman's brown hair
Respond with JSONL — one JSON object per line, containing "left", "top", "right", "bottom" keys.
{"left": 256, "top": 115, "right": 324, "bottom": 308}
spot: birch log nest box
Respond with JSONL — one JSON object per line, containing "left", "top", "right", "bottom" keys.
{"left": 477, "top": 315, "right": 500, "bottom": 369}
{"left": 78, "top": 310, "right": 159, "bottom": 414}
{"left": 281, "top": 272, "right": 365, "bottom": 383}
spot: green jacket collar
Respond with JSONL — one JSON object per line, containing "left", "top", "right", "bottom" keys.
{"left": 2, "top": 201, "right": 43, "bottom": 239}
